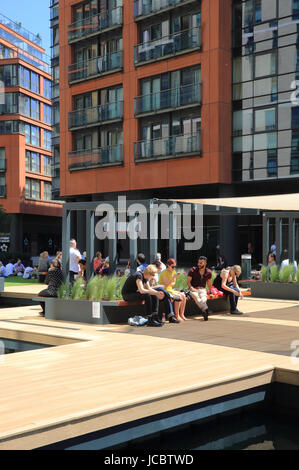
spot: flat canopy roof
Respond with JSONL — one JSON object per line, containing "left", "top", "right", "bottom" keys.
{"left": 174, "top": 193, "right": 299, "bottom": 212}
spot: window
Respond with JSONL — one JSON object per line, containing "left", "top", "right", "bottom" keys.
{"left": 0, "top": 174, "right": 5, "bottom": 197}
{"left": 43, "top": 155, "right": 52, "bottom": 176}
{"left": 255, "top": 52, "right": 276, "bottom": 78}
{"left": 31, "top": 99, "right": 40, "bottom": 120}
{"left": 43, "top": 182, "right": 52, "bottom": 201}
{"left": 43, "top": 78, "right": 52, "bottom": 99}
{"left": 25, "top": 178, "right": 40, "bottom": 199}
{"left": 43, "top": 130, "right": 52, "bottom": 150}
{"left": 26, "top": 151, "right": 40, "bottom": 173}
{"left": 267, "top": 149, "right": 277, "bottom": 177}
{"left": 31, "top": 72, "right": 39, "bottom": 94}
{"left": 0, "top": 65, "right": 18, "bottom": 86}
{"left": 0, "top": 148, "right": 5, "bottom": 171}
{"left": 255, "top": 107, "right": 276, "bottom": 132}
{"left": 25, "top": 124, "right": 40, "bottom": 147}
{"left": 44, "top": 104, "right": 52, "bottom": 125}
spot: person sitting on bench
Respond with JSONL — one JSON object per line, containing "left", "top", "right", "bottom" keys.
{"left": 121, "top": 264, "right": 165, "bottom": 327}
{"left": 213, "top": 265, "right": 243, "bottom": 315}
{"left": 38, "top": 259, "right": 64, "bottom": 316}
{"left": 187, "top": 256, "right": 214, "bottom": 321}
{"left": 159, "top": 258, "right": 187, "bottom": 322}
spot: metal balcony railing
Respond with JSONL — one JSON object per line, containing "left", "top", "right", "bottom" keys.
{"left": 134, "top": 83, "right": 201, "bottom": 115}
{"left": 134, "top": 0, "right": 197, "bottom": 18}
{"left": 134, "top": 132, "right": 201, "bottom": 160}
{"left": 68, "top": 101, "right": 123, "bottom": 129}
{"left": 68, "top": 7, "right": 122, "bottom": 43}
{"left": 134, "top": 26, "right": 201, "bottom": 64}
{"left": 68, "top": 50, "right": 123, "bottom": 83}
{"left": 68, "top": 144, "right": 123, "bottom": 170}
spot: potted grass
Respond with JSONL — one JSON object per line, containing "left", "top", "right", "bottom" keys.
{"left": 251, "top": 263, "right": 299, "bottom": 300}
{"left": 44, "top": 274, "right": 147, "bottom": 325}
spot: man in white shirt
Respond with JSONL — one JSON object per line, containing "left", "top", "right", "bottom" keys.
{"left": 280, "top": 250, "right": 298, "bottom": 273}
{"left": 5, "top": 260, "right": 15, "bottom": 276}
{"left": 69, "top": 239, "right": 82, "bottom": 284}
{"left": 23, "top": 266, "right": 34, "bottom": 279}
{"left": 156, "top": 253, "right": 166, "bottom": 271}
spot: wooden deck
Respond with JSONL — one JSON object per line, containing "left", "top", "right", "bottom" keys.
{"left": 0, "top": 295, "right": 299, "bottom": 449}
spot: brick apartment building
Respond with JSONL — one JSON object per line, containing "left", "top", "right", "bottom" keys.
{"left": 56, "top": 0, "right": 299, "bottom": 264}
{"left": 0, "top": 13, "right": 62, "bottom": 256}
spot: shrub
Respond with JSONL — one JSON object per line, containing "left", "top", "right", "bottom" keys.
{"left": 106, "top": 276, "right": 118, "bottom": 301}
{"left": 71, "top": 279, "right": 84, "bottom": 300}
{"left": 175, "top": 273, "right": 188, "bottom": 291}
{"left": 269, "top": 264, "right": 279, "bottom": 283}
{"left": 261, "top": 265, "right": 267, "bottom": 282}
{"left": 57, "top": 282, "right": 69, "bottom": 299}
{"left": 279, "top": 264, "right": 294, "bottom": 283}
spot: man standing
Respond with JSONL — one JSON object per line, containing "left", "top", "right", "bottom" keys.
{"left": 187, "top": 256, "right": 213, "bottom": 321}
{"left": 69, "top": 239, "right": 82, "bottom": 284}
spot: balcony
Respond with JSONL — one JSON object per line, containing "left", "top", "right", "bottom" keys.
{"left": 134, "top": 26, "right": 201, "bottom": 65}
{"left": 68, "top": 144, "right": 123, "bottom": 170}
{"left": 68, "top": 7, "right": 123, "bottom": 43}
{"left": 134, "top": 0, "right": 197, "bottom": 20}
{"left": 69, "top": 101, "right": 123, "bottom": 130}
{"left": 134, "top": 83, "right": 201, "bottom": 116}
{"left": 68, "top": 51, "right": 123, "bottom": 84}
{"left": 134, "top": 132, "right": 201, "bottom": 161}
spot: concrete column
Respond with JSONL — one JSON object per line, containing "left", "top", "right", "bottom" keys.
{"left": 9, "top": 214, "right": 23, "bottom": 253}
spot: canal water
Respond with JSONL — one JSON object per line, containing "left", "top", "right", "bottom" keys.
{"left": 121, "top": 405, "right": 299, "bottom": 450}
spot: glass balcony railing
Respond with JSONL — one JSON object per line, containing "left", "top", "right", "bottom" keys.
{"left": 134, "top": 83, "right": 201, "bottom": 115}
{"left": 134, "top": 0, "right": 196, "bottom": 18}
{"left": 69, "top": 101, "right": 123, "bottom": 129}
{"left": 134, "top": 26, "right": 201, "bottom": 64}
{"left": 134, "top": 132, "right": 201, "bottom": 160}
{"left": 68, "top": 144, "right": 123, "bottom": 170}
{"left": 68, "top": 51, "right": 123, "bottom": 83}
{"left": 68, "top": 7, "right": 122, "bottom": 43}
{"left": 0, "top": 13, "right": 42, "bottom": 47}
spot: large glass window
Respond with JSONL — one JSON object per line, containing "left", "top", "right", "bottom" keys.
{"left": 43, "top": 78, "right": 52, "bottom": 99}
{"left": 43, "top": 130, "right": 52, "bottom": 150}
{"left": 254, "top": 52, "right": 276, "bottom": 78}
{"left": 255, "top": 107, "right": 276, "bottom": 132}
{"left": 26, "top": 150, "right": 40, "bottom": 173}
{"left": 0, "top": 148, "right": 5, "bottom": 171}
{"left": 44, "top": 104, "right": 52, "bottom": 125}
{"left": 43, "top": 156, "right": 52, "bottom": 176}
{"left": 25, "top": 178, "right": 40, "bottom": 199}
{"left": 43, "top": 182, "right": 52, "bottom": 201}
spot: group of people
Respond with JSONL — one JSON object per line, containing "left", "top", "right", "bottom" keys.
{"left": 0, "top": 258, "right": 38, "bottom": 279}
{"left": 265, "top": 244, "right": 298, "bottom": 281}
{"left": 121, "top": 253, "right": 244, "bottom": 327}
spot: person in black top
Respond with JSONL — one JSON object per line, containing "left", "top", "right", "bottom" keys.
{"left": 121, "top": 264, "right": 165, "bottom": 326}
{"left": 38, "top": 259, "right": 64, "bottom": 316}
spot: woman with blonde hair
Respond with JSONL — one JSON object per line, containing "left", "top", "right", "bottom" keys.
{"left": 121, "top": 264, "right": 165, "bottom": 327}
{"left": 213, "top": 265, "right": 243, "bottom": 315}
{"left": 159, "top": 258, "right": 187, "bottom": 322}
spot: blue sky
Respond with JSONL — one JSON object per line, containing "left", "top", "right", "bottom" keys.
{"left": 1, "top": 0, "right": 51, "bottom": 57}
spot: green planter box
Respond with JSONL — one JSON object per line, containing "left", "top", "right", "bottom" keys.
{"left": 251, "top": 281, "right": 299, "bottom": 300}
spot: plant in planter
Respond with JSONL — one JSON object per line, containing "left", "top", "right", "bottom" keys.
{"left": 71, "top": 279, "right": 84, "bottom": 299}
{"left": 261, "top": 266, "right": 267, "bottom": 282}
{"left": 57, "top": 282, "right": 70, "bottom": 299}
{"left": 269, "top": 264, "right": 279, "bottom": 283}
{"left": 279, "top": 264, "right": 295, "bottom": 283}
